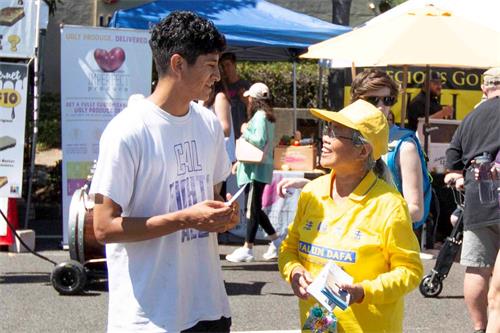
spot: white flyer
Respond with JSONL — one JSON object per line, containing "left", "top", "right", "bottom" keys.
{"left": 225, "top": 183, "right": 248, "bottom": 206}
{"left": 307, "top": 261, "right": 353, "bottom": 312}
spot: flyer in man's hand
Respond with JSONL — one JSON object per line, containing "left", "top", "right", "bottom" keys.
{"left": 306, "top": 261, "right": 353, "bottom": 312}
{"left": 225, "top": 183, "right": 247, "bottom": 206}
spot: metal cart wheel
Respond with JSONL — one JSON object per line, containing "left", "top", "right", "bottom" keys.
{"left": 419, "top": 274, "right": 443, "bottom": 297}
{"left": 51, "top": 260, "right": 88, "bottom": 295}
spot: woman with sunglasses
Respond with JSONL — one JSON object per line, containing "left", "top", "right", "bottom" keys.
{"left": 351, "top": 69, "right": 430, "bottom": 231}
{"left": 278, "top": 100, "right": 422, "bottom": 332}
{"left": 279, "top": 69, "right": 429, "bottom": 231}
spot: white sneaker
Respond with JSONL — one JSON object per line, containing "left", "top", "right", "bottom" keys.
{"left": 226, "top": 247, "right": 255, "bottom": 263}
{"left": 419, "top": 252, "right": 435, "bottom": 260}
{"left": 262, "top": 242, "right": 279, "bottom": 261}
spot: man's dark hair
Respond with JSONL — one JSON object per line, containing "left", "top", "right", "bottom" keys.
{"left": 220, "top": 52, "right": 237, "bottom": 63}
{"left": 149, "top": 11, "right": 226, "bottom": 77}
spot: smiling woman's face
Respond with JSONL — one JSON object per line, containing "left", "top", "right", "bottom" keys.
{"left": 320, "top": 122, "right": 363, "bottom": 171}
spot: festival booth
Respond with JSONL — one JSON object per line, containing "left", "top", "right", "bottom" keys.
{"left": 59, "top": 0, "right": 350, "bottom": 244}
{"left": 302, "top": 1, "right": 500, "bottom": 244}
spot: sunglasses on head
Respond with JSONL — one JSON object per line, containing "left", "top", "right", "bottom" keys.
{"left": 363, "top": 95, "right": 397, "bottom": 107}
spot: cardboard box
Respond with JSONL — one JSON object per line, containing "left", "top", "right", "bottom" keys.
{"left": 274, "top": 145, "right": 317, "bottom": 171}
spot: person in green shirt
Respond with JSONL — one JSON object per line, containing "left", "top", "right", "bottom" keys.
{"left": 226, "top": 82, "right": 281, "bottom": 262}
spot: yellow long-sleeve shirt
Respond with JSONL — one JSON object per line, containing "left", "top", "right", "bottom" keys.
{"left": 278, "top": 171, "right": 423, "bottom": 333}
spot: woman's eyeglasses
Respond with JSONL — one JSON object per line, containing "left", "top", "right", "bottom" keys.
{"left": 362, "top": 95, "right": 397, "bottom": 107}
{"left": 322, "top": 123, "right": 355, "bottom": 141}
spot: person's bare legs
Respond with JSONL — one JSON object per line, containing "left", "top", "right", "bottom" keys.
{"left": 486, "top": 250, "right": 500, "bottom": 333}
{"left": 464, "top": 266, "right": 493, "bottom": 331}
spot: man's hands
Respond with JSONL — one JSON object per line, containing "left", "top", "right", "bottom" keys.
{"left": 290, "top": 266, "right": 313, "bottom": 300}
{"left": 444, "top": 171, "right": 464, "bottom": 190}
{"left": 184, "top": 195, "right": 239, "bottom": 233}
{"left": 441, "top": 105, "right": 453, "bottom": 119}
{"left": 430, "top": 105, "right": 453, "bottom": 120}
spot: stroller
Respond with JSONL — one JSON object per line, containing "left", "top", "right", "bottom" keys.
{"left": 419, "top": 185, "right": 464, "bottom": 297}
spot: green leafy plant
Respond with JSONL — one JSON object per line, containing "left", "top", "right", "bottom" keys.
{"left": 36, "top": 92, "right": 61, "bottom": 151}
{"left": 238, "top": 61, "right": 328, "bottom": 108}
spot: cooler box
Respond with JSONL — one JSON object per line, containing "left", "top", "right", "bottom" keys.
{"left": 274, "top": 145, "right": 317, "bottom": 171}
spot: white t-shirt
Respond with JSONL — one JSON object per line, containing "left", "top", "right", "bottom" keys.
{"left": 198, "top": 100, "right": 236, "bottom": 163}
{"left": 90, "top": 95, "right": 231, "bottom": 332}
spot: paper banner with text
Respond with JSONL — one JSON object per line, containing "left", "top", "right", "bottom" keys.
{"left": 0, "top": 0, "right": 49, "bottom": 58}
{"left": 60, "top": 25, "right": 151, "bottom": 245}
{"left": 0, "top": 62, "right": 27, "bottom": 198}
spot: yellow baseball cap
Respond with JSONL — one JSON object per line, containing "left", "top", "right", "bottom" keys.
{"left": 310, "top": 99, "right": 389, "bottom": 160}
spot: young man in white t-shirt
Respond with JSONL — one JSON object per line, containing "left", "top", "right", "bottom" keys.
{"left": 90, "top": 11, "right": 239, "bottom": 332}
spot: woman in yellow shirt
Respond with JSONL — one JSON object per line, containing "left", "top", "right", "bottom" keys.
{"left": 278, "top": 100, "right": 423, "bottom": 333}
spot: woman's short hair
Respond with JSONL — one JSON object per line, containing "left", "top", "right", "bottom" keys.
{"left": 350, "top": 69, "right": 400, "bottom": 103}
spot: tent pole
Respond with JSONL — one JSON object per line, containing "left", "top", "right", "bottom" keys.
{"left": 293, "top": 61, "right": 297, "bottom": 133}
{"left": 421, "top": 66, "right": 432, "bottom": 252}
{"left": 399, "top": 65, "right": 408, "bottom": 127}
{"left": 318, "top": 63, "right": 323, "bottom": 108}
{"left": 350, "top": 62, "right": 356, "bottom": 80}
{"left": 24, "top": 0, "right": 42, "bottom": 229}
{"left": 423, "top": 65, "right": 431, "bottom": 156}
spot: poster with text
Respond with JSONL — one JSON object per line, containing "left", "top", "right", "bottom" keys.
{"left": 0, "top": 0, "right": 49, "bottom": 58}
{"left": 0, "top": 62, "right": 27, "bottom": 198}
{"left": 61, "top": 25, "right": 151, "bottom": 245}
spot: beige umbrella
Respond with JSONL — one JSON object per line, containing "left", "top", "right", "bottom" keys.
{"left": 302, "top": 5, "right": 500, "bottom": 68}
{"left": 302, "top": 4, "right": 500, "bottom": 153}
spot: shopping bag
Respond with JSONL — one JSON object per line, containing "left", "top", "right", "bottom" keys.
{"left": 235, "top": 138, "right": 264, "bottom": 163}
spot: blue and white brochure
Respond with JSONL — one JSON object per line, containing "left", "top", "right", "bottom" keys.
{"left": 306, "top": 261, "right": 353, "bottom": 312}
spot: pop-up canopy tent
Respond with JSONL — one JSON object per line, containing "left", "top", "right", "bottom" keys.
{"left": 109, "top": 0, "right": 350, "bottom": 62}
{"left": 108, "top": 0, "right": 351, "bottom": 130}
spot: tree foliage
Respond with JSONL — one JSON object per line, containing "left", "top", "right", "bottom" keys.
{"left": 238, "top": 61, "right": 327, "bottom": 108}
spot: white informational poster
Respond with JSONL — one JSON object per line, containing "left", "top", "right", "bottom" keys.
{"left": 60, "top": 25, "right": 152, "bottom": 245}
{"left": 0, "top": 0, "right": 49, "bottom": 58}
{"left": 0, "top": 62, "right": 28, "bottom": 199}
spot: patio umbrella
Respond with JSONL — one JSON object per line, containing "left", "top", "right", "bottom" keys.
{"left": 301, "top": 4, "right": 500, "bottom": 153}
{"left": 302, "top": 5, "right": 500, "bottom": 68}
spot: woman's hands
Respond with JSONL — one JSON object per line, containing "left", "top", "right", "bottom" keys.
{"left": 290, "top": 266, "right": 313, "bottom": 300}
{"left": 290, "top": 266, "right": 365, "bottom": 304}
{"left": 276, "top": 177, "right": 310, "bottom": 198}
{"left": 231, "top": 161, "right": 239, "bottom": 175}
{"left": 338, "top": 283, "right": 365, "bottom": 304}
{"left": 240, "top": 122, "right": 248, "bottom": 134}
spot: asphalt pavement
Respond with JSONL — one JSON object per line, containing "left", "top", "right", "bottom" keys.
{"left": 1, "top": 241, "right": 472, "bottom": 333}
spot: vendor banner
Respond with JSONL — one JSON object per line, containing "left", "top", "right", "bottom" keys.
{"left": 0, "top": 62, "right": 27, "bottom": 198}
{"left": 0, "top": 0, "right": 49, "bottom": 58}
{"left": 60, "top": 25, "right": 151, "bottom": 245}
